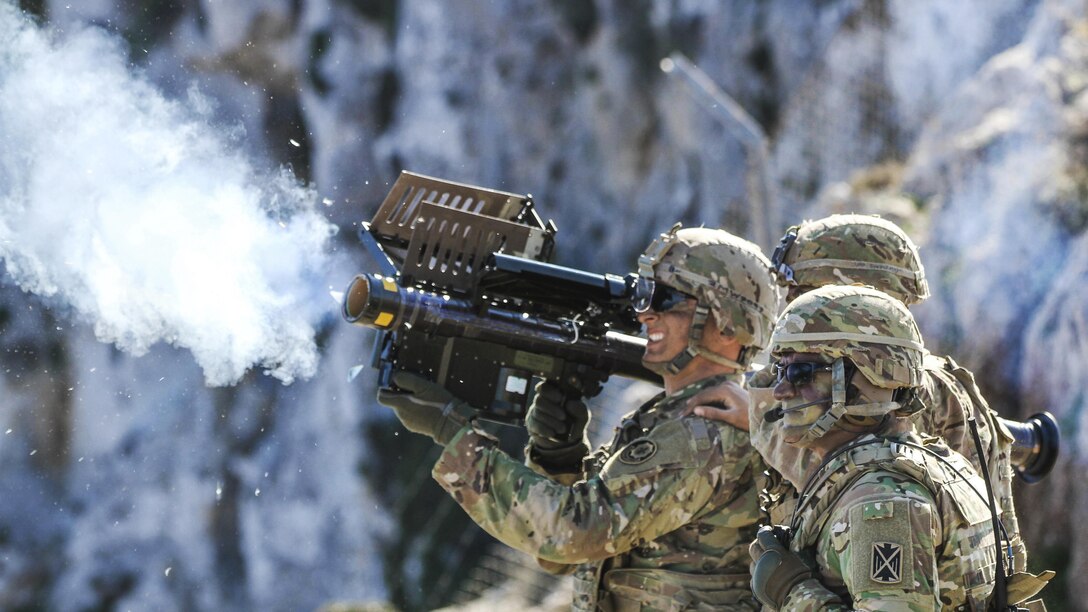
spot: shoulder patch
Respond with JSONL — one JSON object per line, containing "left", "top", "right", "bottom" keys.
{"left": 870, "top": 542, "right": 903, "bottom": 584}
{"left": 846, "top": 498, "right": 920, "bottom": 593}
{"left": 619, "top": 439, "right": 657, "bottom": 464}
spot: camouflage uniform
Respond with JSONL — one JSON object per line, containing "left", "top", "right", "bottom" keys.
{"left": 783, "top": 433, "right": 997, "bottom": 611}
{"left": 751, "top": 285, "right": 997, "bottom": 610}
{"left": 749, "top": 358, "right": 1025, "bottom": 572}
{"left": 434, "top": 373, "right": 764, "bottom": 611}
{"left": 914, "top": 354, "right": 1026, "bottom": 571}
{"left": 765, "top": 214, "right": 1026, "bottom": 571}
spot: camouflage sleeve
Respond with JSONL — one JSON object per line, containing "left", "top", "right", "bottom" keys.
{"left": 815, "top": 473, "right": 942, "bottom": 611}
{"left": 521, "top": 447, "right": 581, "bottom": 574}
{"left": 432, "top": 416, "right": 754, "bottom": 565}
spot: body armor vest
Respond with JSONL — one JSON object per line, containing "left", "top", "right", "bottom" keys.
{"left": 790, "top": 435, "right": 996, "bottom": 610}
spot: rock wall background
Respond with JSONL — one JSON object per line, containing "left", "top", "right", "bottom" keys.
{"left": 1, "top": 0, "right": 1085, "bottom": 609}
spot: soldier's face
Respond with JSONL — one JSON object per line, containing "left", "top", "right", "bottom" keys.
{"left": 637, "top": 297, "right": 697, "bottom": 364}
{"left": 772, "top": 351, "right": 834, "bottom": 444}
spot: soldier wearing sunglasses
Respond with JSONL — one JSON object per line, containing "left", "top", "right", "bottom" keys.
{"left": 746, "top": 284, "right": 1014, "bottom": 610}
{"left": 376, "top": 225, "right": 780, "bottom": 610}
{"left": 694, "top": 214, "right": 1034, "bottom": 577}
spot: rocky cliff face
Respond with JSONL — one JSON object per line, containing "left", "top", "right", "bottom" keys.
{"left": 0, "top": 0, "right": 1083, "bottom": 609}
{"left": 904, "top": 0, "right": 1088, "bottom": 603}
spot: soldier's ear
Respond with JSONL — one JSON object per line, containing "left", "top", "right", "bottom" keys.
{"left": 848, "top": 374, "right": 895, "bottom": 405}
{"left": 702, "top": 320, "right": 741, "bottom": 350}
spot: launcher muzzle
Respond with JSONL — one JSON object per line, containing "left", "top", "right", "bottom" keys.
{"left": 1001, "top": 412, "right": 1060, "bottom": 483}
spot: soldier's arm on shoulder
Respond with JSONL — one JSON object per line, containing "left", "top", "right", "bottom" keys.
{"left": 823, "top": 475, "right": 942, "bottom": 611}
{"left": 430, "top": 417, "right": 732, "bottom": 565}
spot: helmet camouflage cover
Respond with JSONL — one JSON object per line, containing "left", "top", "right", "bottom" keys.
{"left": 770, "top": 214, "right": 930, "bottom": 305}
{"left": 640, "top": 226, "right": 779, "bottom": 352}
{"left": 771, "top": 284, "right": 926, "bottom": 390}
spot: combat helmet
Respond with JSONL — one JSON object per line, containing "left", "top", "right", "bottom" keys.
{"left": 770, "top": 284, "right": 926, "bottom": 443}
{"left": 770, "top": 214, "right": 930, "bottom": 304}
{"left": 634, "top": 224, "right": 779, "bottom": 373}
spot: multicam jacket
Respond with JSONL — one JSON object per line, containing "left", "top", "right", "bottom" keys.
{"left": 782, "top": 433, "right": 996, "bottom": 611}
{"left": 748, "top": 355, "right": 1026, "bottom": 572}
{"left": 915, "top": 354, "right": 1025, "bottom": 572}
{"left": 433, "top": 374, "right": 764, "bottom": 611}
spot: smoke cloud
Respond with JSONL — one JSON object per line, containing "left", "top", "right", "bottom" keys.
{"left": 0, "top": 7, "right": 339, "bottom": 386}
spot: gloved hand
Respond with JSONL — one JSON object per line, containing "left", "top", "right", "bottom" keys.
{"left": 376, "top": 371, "right": 473, "bottom": 446}
{"left": 750, "top": 525, "right": 812, "bottom": 610}
{"left": 525, "top": 380, "right": 591, "bottom": 472}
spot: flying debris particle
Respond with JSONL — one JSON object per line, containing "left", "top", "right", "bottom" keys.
{"left": 289, "top": 139, "right": 301, "bottom": 147}
{"left": 165, "top": 567, "right": 172, "bottom": 577}
{"left": 329, "top": 290, "right": 344, "bottom": 305}
{"left": 348, "top": 365, "right": 364, "bottom": 382}
{"left": 322, "top": 198, "right": 334, "bottom": 207}
{"left": 29, "top": 449, "right": 37, "bottom": 456}
{"left": 215, "top": 482, "right": 223, "bottom": 501}
{"left": 255, "top": 488, "right": 261, "bottom": 497}
{"left": 4, "top": 429, "right": 10, "bottom": 434}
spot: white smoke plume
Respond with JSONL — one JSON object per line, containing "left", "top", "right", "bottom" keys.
{"left": 0, "top": 6, "right": 339, "bottom": 386}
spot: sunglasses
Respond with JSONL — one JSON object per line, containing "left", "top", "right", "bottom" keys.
{"left": 632, "top": 280, "right": 693, "bottom": 313}
{"left": 773, "top": 361, "right": 833, "bottom": 386}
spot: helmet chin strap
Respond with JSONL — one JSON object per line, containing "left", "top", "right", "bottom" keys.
{"left": 797, "top": 359, "right": 901, "bottom": 444}
{"left": 652, "top": 304, "right": 747, "bottom": 375}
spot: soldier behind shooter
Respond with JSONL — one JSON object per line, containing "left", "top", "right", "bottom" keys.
{"left": 375, "top": 225, "right": 780, "bottom": 610}
{"left": 747, "top": 284, "right": 1005, "bottom": 610}
{"left": 696, "top": 214, "right": 1028, "bottom": 569}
